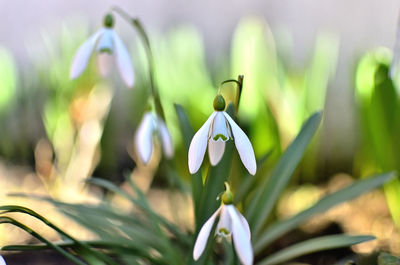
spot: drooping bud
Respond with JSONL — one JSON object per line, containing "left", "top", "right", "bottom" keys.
{"left": 213, "top": 94, "right": 226, "bottom": 111}
{"left": 221, "top": 182, "right": 233, "bottom": 205}
{"left": 104, "top": 13, "right": 114, "bottom": 28}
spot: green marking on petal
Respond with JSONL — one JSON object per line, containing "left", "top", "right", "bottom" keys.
{"left": 213, "top": 134, "right": 228, "bottom": 141}
{"left": 99, "top": 48, "right": 113, "bottom": 54}
{"left": 218, "top": 228, "right": 230, "bottom": 236}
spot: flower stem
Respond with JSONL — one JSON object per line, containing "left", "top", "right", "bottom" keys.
{"left": 220, "top": 75, "right": 244, "bottom": 115}
{"left": 112, "top": 6, "right": 166, "bottom": 120}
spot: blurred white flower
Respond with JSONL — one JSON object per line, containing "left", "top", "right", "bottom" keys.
{"left": 0, "top": 255, "right": 6, "bottom": 265}
{"left": 188, "top": 95, "right": 256, "bottom": 175}
{"left": 135, "top": 112, "right": 174, "bottom": 164}
{"left": 70, "top": 14, "right": 134, "bottom": 87}
{"left": 193, "top": 204, "right": 253, "bottom": 265}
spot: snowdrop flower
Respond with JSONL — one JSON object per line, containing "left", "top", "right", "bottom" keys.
{"left": 0, "top": 255, "right": 6, "bottom": 265}
{"left": 193, "top": 183, "right": 253, "bottom": 265}
{"left": 188, "top": 94, "right": 256, "bottom": 175}
{"left": 70, "top": 13, "right": 134, "bottom": 87}
{"left": 135, "top": 112, "right": 174, "bottom": 164}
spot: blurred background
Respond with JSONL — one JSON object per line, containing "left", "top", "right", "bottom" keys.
{"left": 0, "top": 0, "right": 399, "bottom": 168}
{"left": 0, "top": 0, "right": 400, "bottom": 263}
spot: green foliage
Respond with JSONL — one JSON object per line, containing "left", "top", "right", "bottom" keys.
{"left": 0, "top": 10, "right": 392, "bottom": 265}
{"left": 258, "top": 235, "right": 375, "bottom": 265}
{"left": 355, "top": 47, "right": 400, "bottom": 229}
{"left": 379, "top": 252, "right": 400, "bottom": 265}
{"left": 1, "top": 110, "right": 392, "bottom": 264}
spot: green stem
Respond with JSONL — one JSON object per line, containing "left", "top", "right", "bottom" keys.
{"left": 220, "top": 75, "right": 244, "bottom": 115}
{"left": 112, "top": 6, "right": 166, "bottom": 120}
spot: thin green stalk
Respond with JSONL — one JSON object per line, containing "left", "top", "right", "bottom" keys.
{"left": 112, "top": 6, "right": 166, "bottom": 121}
{"left": 220, "top": 75, "right": 243, "bottom": 115}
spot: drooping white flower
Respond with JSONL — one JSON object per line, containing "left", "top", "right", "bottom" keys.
{"left": 193, "top": 195, "right": 253, "bottom": 265}
{"left": 0, "top": 255, "right": 6, "bottom": 265}
{"left": 70, "top": 14, "right": 134, "bottom": 88}
{"left": 188, "top": 95, "right": 256, "bottom": 175}
{"left": 135, "top": 112, "right": 174, "bottom": 164}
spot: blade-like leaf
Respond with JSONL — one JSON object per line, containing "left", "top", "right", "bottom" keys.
{"left": 7, "top": 193, "right": 175, "bottom": 263}
{"left": 3, "top": 240, "right": 164, "bottom": 264}
{"left": 88, "top": 177, "right": 186, "bottom": 244}
{"left": 234, "top": 149, "right": 273, "bottom": 204}
{"left": 246, "top": 112, "right": 322, "bottom": 235}
{"left": 174, "top": 103, "right": 203, "bottom": 223}
{"left": 254, "top": 172, "right": 395, "bottom": 253}
{"left": 0, "top": 205, "right": 118, "bottom": 265}
{"left": 257, "top": 234, "right": 375, "bottom": 265}
{"left": 0, "top": 216, "right": 87, "bottom": 265}
{"left": 378, "top": 252, "right": 400, "bottom": 265}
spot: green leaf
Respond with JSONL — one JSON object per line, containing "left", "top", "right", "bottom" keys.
{"left": 254, "top": 172, "right": 395, "bottom": 253}
{"left": 257, "top": 234, "right": 375, "bottom": 265}
{"left": 7, "top": 193, "right": 177, "bottom": 264}
{"left": 378, "top": 252, "right": 400, "bottom": 265}
{"left": 0, "top": 216, "right": 87, "bottom": 265}
{"left": 246, "top": 111, "right": 322, "bottom": 236}
{"left": 88, "top": 177, "right": 186, "bottom": 245}
{"left": 0, "top": 205, "right": 117, "bottom": 265}
{"left": 234, "top": 149, "right": 273, "bottom": 204}
{"left": 3, "top": 240, "right": 163, "bottom": 265}
{"left": 174, "top": 103, "right": 203, "bottom": 223}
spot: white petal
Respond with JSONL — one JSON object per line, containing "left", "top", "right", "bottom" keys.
{"left": 216, "top": 205, "right": 232, "bottom": 237}
{"left": 157, "top": 117, "right": 174, "bottom": 158}
{"left": 227, "top": 205, "right": 253, "bottom": 265}
{"left": 193, "top": 207, "right": 221, "bottom": 261}
{"left": 135, "top": 113, "right": 155, "bottom": 164}
{"left": 188, "top": 112, "right": 217, "bottom": 174}
{"left": 70, "top": 29, "right": 104, "bottom": 79}
{"left": 96, "top": 28, "right": 115, "bottom": 53}
{"left": 223, "top": 112, "right": 257, "bottom": 175}
{"left": 112, "top": 31, "right": 135, "bottom": 88}
{"left": 237, "top": 208, "right": 251, "bottom": 240}
{"left": 208, "top": 140, "right": 225, "bottom": 166}
{"left": 97, "top": 53, "right": 113, "bottom": 77}
{"left": 210, "top": 112, "right": 230, "bottom": 141}
{"left": 0, "top": 255, "right": 6, "bottom": 265}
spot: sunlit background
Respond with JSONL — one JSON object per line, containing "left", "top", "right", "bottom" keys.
{"left": 0, "top": 0, "right": 400, "bottom": 264}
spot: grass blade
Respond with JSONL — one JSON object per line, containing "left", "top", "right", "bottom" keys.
{"left": 257, "top": 234, "right": 375, "bottom": 265}
{"left": 0, "top": 216, "right": 87, "bottom": 265}
{"left": 0, "top": 205, "right": 118, "bottom": 265}
{"left": 246, "top": 112, "right": 322, "bottom": 235}
{"left": 254, "top": 172, "right": 395, "bottom": 253}
{"left": 174, "top": 103, "right": 203, "bottom": 223}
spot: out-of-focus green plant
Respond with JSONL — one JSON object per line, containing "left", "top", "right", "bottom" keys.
{"left": 231, "top": 17, "right": 339, "bottom": 180}
{"left": 354, "top": 47, "right": 400, "bottom": 229}
{"left": 0, "top": 108, "right": 393, "bottom": 264}
{"left": 0, "top": 9, "right": 391, "bottom": 265}
{"left": 378, "top": 252, "right": 400, "bottom": 265}
{"left": 31, "top": 22, "right": 115, "bottom": 199}
{"left": 0, "top": 48, "right": 17, "bottom": 113}
{"left": 150, "top": 17, "right": 339, "bottom": 184}
{"left": 0, "top": 47, "right": 32, "bottom": 162}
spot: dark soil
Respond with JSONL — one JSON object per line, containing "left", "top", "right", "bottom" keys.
{"left": 3, "top": 250, "right": 76, "bottom": 265}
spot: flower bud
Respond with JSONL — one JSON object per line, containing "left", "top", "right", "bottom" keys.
{"left": 104, "top": 13, "right": 114, "bottom": 28}
{"left": 221, "top": 182, "right": 233, "bottom": 204}
{"left": 213, "top": 94, "right": 226, "bottom": 111}
{"left": 222, "top": 190, "right": 233, "bottom": 205}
